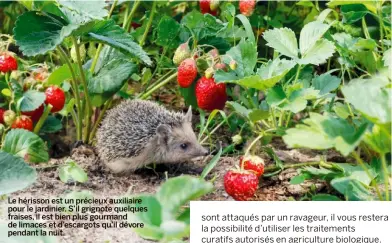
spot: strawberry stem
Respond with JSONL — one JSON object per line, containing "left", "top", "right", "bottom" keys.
{"left": 72, "top": 37, "right": 92, "bottom": 144}
{"left": 140, "top": 72, "right": 178, "bottom": 100}
{"left": 89, "top": 97, "right": 113, "bottom": 143}
{"left": 56, "top": 46, "right": 82, "bottom": 141}
{"left": 139, "top": 1, "right": 157, "bottom": 47}
{"left": 34, "top": 104, "right": 52, "bottom": 134}
{"left": 244, "top": 134, "right": 263, "bottom": 157}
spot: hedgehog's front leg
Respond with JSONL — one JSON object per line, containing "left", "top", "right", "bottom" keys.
{"left": 105, "top": 154, "right": 151, "bottom": 174}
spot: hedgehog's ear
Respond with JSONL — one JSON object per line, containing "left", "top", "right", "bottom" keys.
{"left": 156, "top": 124, "right": 171, "bottom": 143}
{"left": 183, "top": 105, "right": 192, "bottom": 123}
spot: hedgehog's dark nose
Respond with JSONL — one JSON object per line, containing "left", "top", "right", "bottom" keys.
{"left": 203, "top": 147, "right": 209, "bottom": 156}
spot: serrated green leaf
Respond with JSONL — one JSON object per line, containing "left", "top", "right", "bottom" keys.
{"left": 58, "top": 0, "right": 108, "bottom": 20}
{"left": 312, "top": 73, "right": 341, "bottom": 95}
{"left": 0, "top": 151, "right": 37, "bottom": 195}
{"left": 156, "top": 16, "right": 180, "bottom": 48}
{"left": 126, "top": 195, "right": 164, "bottom": 240}
{"left": 249, "top": 109, "right": 270, "bottom": 122}
{"left": 283, "top": 113, "right": 368, "bottom": 156}
{"left": 222, "top": 39, "right": 257, "bottom": 78}
{"left": 156, "top": 176, "right": 213, "bottom": 220}
{"left": 88, "top": 59, "right": 137, "bottom": 95}
{"left": 331, "top": 177, "right": 374, "bottom": 201}
{"left": 59, "top": 160, "right": 88, "bottom": 183}
{"left": 299, "top": 21, "right": 331, "bottom": 56}
{"left": 327, "top": 0, "right": 377, "bottom": 14}
{"left": 3, "top": 129, "right": 49, "bottom": 163}
{"left": 342, "top": 75, "right": 391, "bottom": 124}
{"left": 364, "top": 124, "right": 391, "bottom": 154}
{"left": 382, "top": 48, "right": 391, "bottom": 67}
{"left": 14, "top": 11, "right": 77, "bottom": 56}
{"left": 182, "top": 10, "right": 223, "bottom": 41}
{"left": 18, "top": 90, "right": 46, "bottom": 112}
{"left": 299, "top": 39, "right": 335, "bottom": 65}
{"left": 48, "top": 63, "right": 80, "bottom": 85}
{"left": 263, "top": 27, "right": 298, "bottom": 58}
{"left": 83, "top": 19, "right": 152, "bottom": 65}
{"left": 333, "top": 102, "right": 351, "bottom": 119}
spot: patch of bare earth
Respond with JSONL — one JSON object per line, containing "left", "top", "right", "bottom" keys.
{"left": 1, "top": 143, "right": 345, "bottom": 243}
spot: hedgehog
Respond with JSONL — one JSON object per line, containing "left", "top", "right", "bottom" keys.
{"left": 96, "top": 99, "right": 208, "bottom": 174}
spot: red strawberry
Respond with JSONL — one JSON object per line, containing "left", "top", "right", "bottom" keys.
{"left": 0, "top": 52, "right": 18, "bottom": 73}
{"left": 22, "top": 105, "right": 44, "bottom": 123}
{"left": 11, "top": 115, "right": 33, "bottom": 131}
{"left": 239, "top": 0, "right": 256, "bottom": 17}
{"left": 177, "top": 58, "right": 198, "bottom": 88}
{"left": 195, "top": 76, "right": 227, "bottom": 111}
{"left": 0, "top": 108, "right": 5, "bottom": 124}
{"left": 199, "top": 0, "right": 217, "bottom": 15}
{"left": 45, "top": 86, "right": 65, "bottom": 113}
{"left": 240, "top": 155, "right": 265, "bottom": 177}
{"left": 131, "top": 22, "right": 141, "bottom": 29}
{"left": 224, "top": 169, "right": 259, "bottom": 201}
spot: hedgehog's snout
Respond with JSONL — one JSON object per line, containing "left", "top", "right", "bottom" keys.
{"left": 201, "top": 147, "right": 209, "bottom": 156}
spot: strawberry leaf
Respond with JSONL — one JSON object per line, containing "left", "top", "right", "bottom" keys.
{"left": 0, "top": 151, "right": 37, "bottom": 195}
{"left": 298, "top": 39, "right": 335, "bottom": 65}
{"left": 283, "top": 113, "right": 368, "bottom": 156}
{"left": 83, "top": 19, "right": 152, "bottom": 65}
{"left": 312, "top": 73, "right": 341, "bottom": 95}
{"left": 299, "top": 21, "right": 331, "bottom": 56}
{"left": 14, "top": 11, "right": 78, "bottom": 56}
{"left": 342, "top": 75, "right": 391, "bottom": 124}
{"left": 18, "top": 90, "right": 46, "bottom": 112}
{"left": 156, "top": 176, "right": 213, "bottom": 221}
{"left": 126, "top": 195, "right": 164, "bottom": 240}
{"left": 2, "top": 129, "right": 49, "bottom": 163}
{"left": 156, "top": 16, "right": 181, "bottom": 49}
{"left": 263, "top": 27, "right": 298, "bottom": 58}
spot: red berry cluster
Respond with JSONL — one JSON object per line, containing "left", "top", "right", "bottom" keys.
{"left": 224, "top": 155, "right": 265, "bottom": 201}
{"left": 174, "top": 43, "right": 228, "bottom": 112}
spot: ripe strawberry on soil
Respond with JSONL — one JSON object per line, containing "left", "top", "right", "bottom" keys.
{"left": 195, "top": 76, "right": 227, "bottom": 111}
{"left": 177, "top": 58, "right": 198, "bottom": 88}
{"left": 224, "top": 169, "right": 259, "bottom": 201}
{"left": 0, "top": 108, "right": 5, "bottom": 124}
{"left": 45, "top": 86, "right": 65, "bottom": 113}
{"left": 22, "top": 105, "right": 44, "bottom": 123}
{"left": 0, "top": 52, "right": 18, "bottom": 73}
{"left": 11, "top": 115, "right": 33, "bottom": 131}
{"left": 239, "top": 0, "right": 256, "bottom": 17}
{"left": 240, "top": 155, "right": 265, "bottom": 177}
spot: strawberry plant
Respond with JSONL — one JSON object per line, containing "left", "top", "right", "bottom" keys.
{"left": 0, "top": 1, "right": 391, "bottom": 242}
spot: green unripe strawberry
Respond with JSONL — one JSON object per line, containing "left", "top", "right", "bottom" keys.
{"left": 173, "top": 42, "right": 191, "bottom": 66}
{"left": 88, "top": 43, "right": 97, "bottom": 58}
{"left": 205, "top": 67, "right": 214, "bottom": 79}
{"left": 210, "top": 0, "right": 220, "bottom": 11}
{"left": 3, "top": 110, "right": 16, "bottom": 126}
{"left": 70, "top": 44, "right": 86, "bottom": 63}
{"left": 230, "top": 60, "right": 237, "bottom": 70}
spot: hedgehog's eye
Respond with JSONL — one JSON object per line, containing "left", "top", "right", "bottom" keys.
{"left": 180, "top": 143, "right": 188, "bottom": 150}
